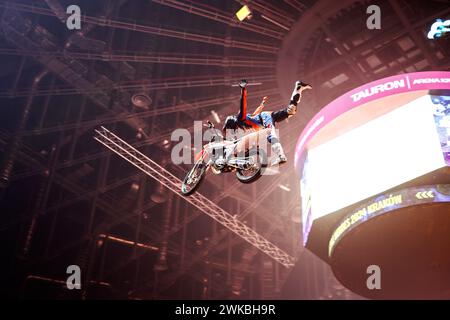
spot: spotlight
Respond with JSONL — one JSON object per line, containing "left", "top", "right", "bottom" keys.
{"left": 151, "top": 184, "right": 168, "bottom": 203}
{"left": 279, "top": 184, "right": 291, "bottom": 192}
{"left": 131, "top": 93, "right": 152, "bottom": 109}
{"left": 210, "top": 110, "right": 221, "bottom": 123}
{"left": 236, "top": 5, "right": 252, "bottom": 22}
{"left": 162, "top": 139, "right": 170, "bottom": 149}
{"left": 136, "top": 127, "right": 148, "bottom": 139}
{"left": 131, "top": 182, "right": 140, "bottom": 192}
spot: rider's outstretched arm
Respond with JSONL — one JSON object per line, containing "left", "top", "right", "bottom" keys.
{"left": 238, "top": 85, "right": 247, "bottom": 121}
{"left": 252, "top": 96, "right": 268, "bottom": 116}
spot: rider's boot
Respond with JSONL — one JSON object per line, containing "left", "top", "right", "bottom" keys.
{"left": 271, "top": 142, "right": 287, "bottom": 166}
{"left": 288, "top": 81, "right": 312, "bottom": 115}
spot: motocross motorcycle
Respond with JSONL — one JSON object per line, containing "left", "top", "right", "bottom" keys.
{"left": 181, "top": 121, "right": 270, "bottom": 195}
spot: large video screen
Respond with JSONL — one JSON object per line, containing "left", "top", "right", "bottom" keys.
{"left": 301, "top": 90, "right": 450, "bottom": 223}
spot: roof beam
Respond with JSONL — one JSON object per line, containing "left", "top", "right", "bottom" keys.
{"left": 1, "top": 2, "right": 279, "bottom": 54}
{"left": 151, "top": 0, "right": 284, "bottom": 39}
{"left": 388, "top": 0, "right": 439, "bottom": 68}
{"left": 0, "top": 48, "right": 276, "bottom": 68}
{"left": 94, "top": 126, "right": 295, "bottom": 267}
{"left": 0, "top": 73, "right": 276, "bottom": 98}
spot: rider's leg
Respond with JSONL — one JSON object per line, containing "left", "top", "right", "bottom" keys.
{"left": 287, "top": 81, "right": 312, "bottom": 116}
{"left": 259, "top": 112, "right": 287, "bottom": 165}
{"left": 267, "top": 125, "right": 287, "bottom": 166}
{"left": 270, "top": 81, "right": 312, "bottom": 123}
{"left": 271, "top": 108, "right": 290, "bottom": 123}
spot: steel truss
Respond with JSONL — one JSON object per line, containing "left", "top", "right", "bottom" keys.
{"left": 0, "top": 48, "right": 276, "bottom": 68}
{"left": 1, "top": 2, "right": 279, "bottom": 54}
{"left": 94, "top": 126, "right": 295, "bottom": 268}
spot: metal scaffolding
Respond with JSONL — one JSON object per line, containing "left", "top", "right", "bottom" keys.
{"left": 0, "top": 2, "right": 280, "bottom": 54}
{"left": 0, "top": 48, "right": 277, "bottom": 68}
{"left": 1, "top": 0, "right": 447, "bottom": 300}
{"left": 0, "top": 73, "right": 277, "bottom": 98}
{"left": 151, "top": 0, "right": 285, "bottom": 39}
{"left": 94, "top": 126, "right": 296, "bottom": 268}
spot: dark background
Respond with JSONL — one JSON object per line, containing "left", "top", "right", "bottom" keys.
{"left": 0, "top": 0, "right": 449, "bottom": 299}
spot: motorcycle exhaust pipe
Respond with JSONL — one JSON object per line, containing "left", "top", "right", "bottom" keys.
{"left": 228, "top": 157, "right": 253, "bottom": 168}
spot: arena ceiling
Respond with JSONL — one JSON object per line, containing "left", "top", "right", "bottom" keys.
{"left": 0, "top": 0, "right": 448, "bottom": 299}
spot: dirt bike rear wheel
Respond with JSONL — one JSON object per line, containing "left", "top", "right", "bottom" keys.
{"left": 235, "top": 148, "right": 267, "bottom": 184}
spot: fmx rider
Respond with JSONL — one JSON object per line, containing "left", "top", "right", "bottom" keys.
{"left": 222, "top": 80, "right": 312, "bottom": 166}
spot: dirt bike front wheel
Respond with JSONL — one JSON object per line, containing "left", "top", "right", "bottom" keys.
{"left": 235, "top": 148, "right": 267, "bottom": 184}
{"left": 181, "top": 160, "right": 207, "bottom": 196}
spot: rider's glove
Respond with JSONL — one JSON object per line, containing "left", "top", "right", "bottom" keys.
{"left": 239, "top": 79, "right": 248, "bottom": 89}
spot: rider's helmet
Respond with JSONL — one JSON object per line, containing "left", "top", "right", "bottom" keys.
{"left": 223, "top": 115, "right": 239, "bottom": 131}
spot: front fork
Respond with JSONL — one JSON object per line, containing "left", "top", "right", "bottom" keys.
{"left": 194, "top": 148, "right": 211, "bottom": 173}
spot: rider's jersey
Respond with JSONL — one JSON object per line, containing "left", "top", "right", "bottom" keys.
{"left": 242, "top": 112, "right": 273, "bottom": 129}
{"left": 237, "top": 87, "right": 273, "bottom": 130}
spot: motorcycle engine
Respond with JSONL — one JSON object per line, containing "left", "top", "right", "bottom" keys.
{"left": 214, "top": 157, "right": 226, "bottom": 169}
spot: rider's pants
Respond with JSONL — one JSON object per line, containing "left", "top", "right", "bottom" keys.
{"left": 258, "top": 111, "right": 280, "bottom": 144}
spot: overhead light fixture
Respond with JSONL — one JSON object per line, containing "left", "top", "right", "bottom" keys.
{"left": 279, "top": 184, "right": 291, "bottom": 192}
{"left": 131, "top": 93, "right": 152, "bottom": 109}
{"left": 136, "top": 127, "right": 148, "bottom": 139}
{"left": 236, "top": 5, "right": 252, "bottom": 22}
{"left": 162, "top": 139, "right": 170, "bottom": 149}
{"left": 131, "top": 182, "right": 140, "bottom": 191}
{"left": 150, "top": 184, "right": 167, "bottom": 204}
{"left": 210, "top": 110, "right": 221, "bottom": 123}
{"left": 260, "top": 15, "right": 290, "bottom": 31}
